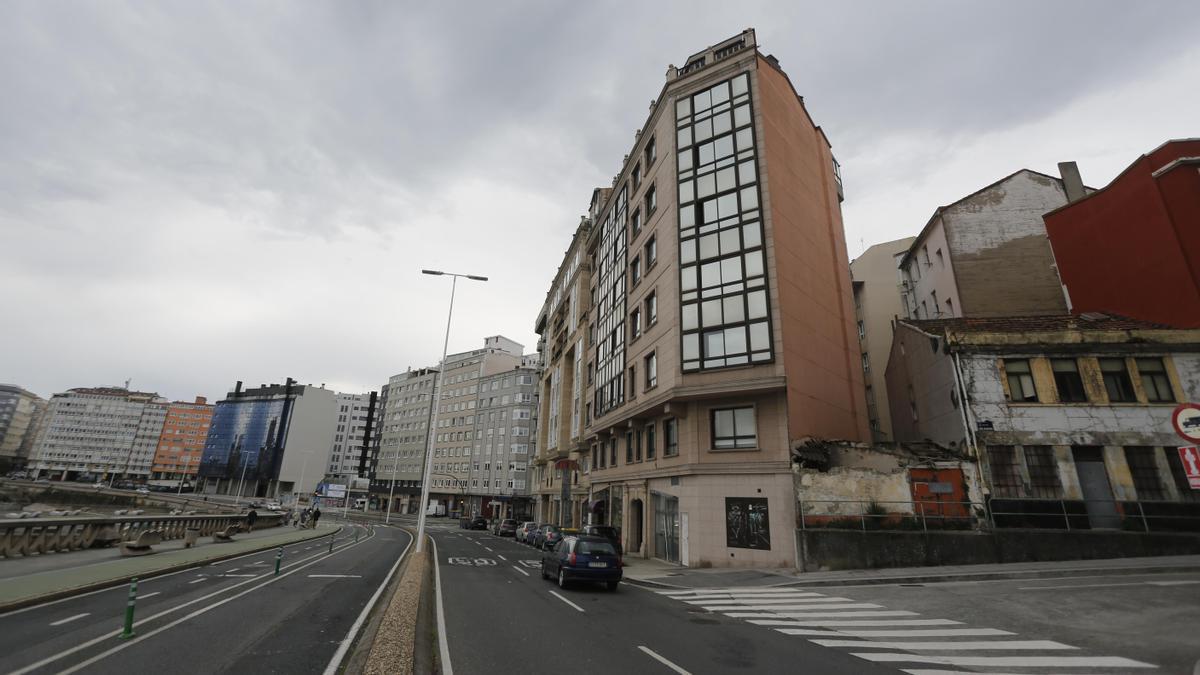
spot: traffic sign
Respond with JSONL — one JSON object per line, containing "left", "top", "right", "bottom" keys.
{"left": 1171, "top": 403, "right": 1200, "bottom": 443}
{"left": 1178, "top": 447, "right": 1200, "bottom": 490}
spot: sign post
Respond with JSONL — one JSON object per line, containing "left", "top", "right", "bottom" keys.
{"left": 1171, "top": 404, "right": 1200, "bottom": 491}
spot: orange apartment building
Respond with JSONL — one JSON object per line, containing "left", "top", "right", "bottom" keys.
{"left": 150, "top": 396, "right": 214, "bottom": 487}
{"left": 534, "top": 30, "right": 867, "bottom": 569}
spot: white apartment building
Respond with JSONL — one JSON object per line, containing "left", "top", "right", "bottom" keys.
{"left": 371, "top": 367, "right": 437, "bottom": 514}
{"left": 325, "top": 391, "right": 375, "bottom": 482}
{"left": 28, "top": 387, "right": 169, "bottom": 481}
{"left": 0, "top": 384, "right": 45, "bottom": 471}
{"left": 465, "top": 366, "right": 538, "bottom": 519}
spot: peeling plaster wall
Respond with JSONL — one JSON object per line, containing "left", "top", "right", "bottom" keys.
{"left": 965, "top": 353, "right": 1200, "bottom": 448}
{"left": 796, "top": 466, "right": 913, "bottom": 515}
{"left": 942, "top": 171, "right": 1070, "bottom": 317}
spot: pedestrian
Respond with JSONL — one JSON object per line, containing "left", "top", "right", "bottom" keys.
{"left": 300, "top": 508, "right": 309, "bottom": 528}
{"left": 311, "top": 506, "right": 321, "bottom": 529}
{"left": 246, "top": 508, "right": 258, "bottom": 531}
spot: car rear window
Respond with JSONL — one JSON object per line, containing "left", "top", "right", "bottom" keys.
{"left": 503, "top": 519, "right": 517, "bottom": 525}
{"left": 577, "top": 541, "right": 617, "bottom": 555}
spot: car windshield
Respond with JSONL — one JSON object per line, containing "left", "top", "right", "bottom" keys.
{"left": 577, "top": 541, "right": 617, "bottom": 556}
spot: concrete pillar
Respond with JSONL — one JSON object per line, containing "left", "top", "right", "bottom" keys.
{"left": 1054, "top": 445, "right": 1082, "bottom": 499}
{"left": 1102, "top": 446, "right": 1136, "bottom": 501}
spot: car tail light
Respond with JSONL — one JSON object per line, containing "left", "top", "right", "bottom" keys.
{"left": 568, "top": 552, "right": 577, "bottom": 566}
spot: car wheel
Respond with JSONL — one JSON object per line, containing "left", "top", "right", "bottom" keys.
{"left": 606, "top": 581, "right": 619, "bottom": 592}
{"left": 540, "top": 561, "right": 549, "bottom": 580}
{"left": 558, "top": 568, "right": 567, "bottom": 589}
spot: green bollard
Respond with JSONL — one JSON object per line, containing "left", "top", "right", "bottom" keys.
{"left": 354, "top": 528, "right": 359, "bottom": 543}
{"left": 274, "top": 546, "right": 282, "bottom": 576}
{"left": 119, "top": 577, "right": 137, "bottom": 639}
{"left": 328, "top": 533, "right": 334, "bottom": 553}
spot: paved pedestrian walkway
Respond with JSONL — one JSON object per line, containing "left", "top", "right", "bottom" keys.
{"left": 0, "top": 523, "right": 337, "bottom": 610}
{"left": 621, "top": 554, "right": 1200, "bottom": 589}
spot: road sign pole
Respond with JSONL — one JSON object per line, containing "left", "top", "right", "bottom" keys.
{"left": 119, "top": 577, "right": 138, "bottom": 639}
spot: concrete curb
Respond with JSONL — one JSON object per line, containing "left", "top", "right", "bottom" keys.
{"left": 352, "top": 526, "right": 432, "bottom": 675}
{"left": 0, "top": 525, "right": 341, "bottom": 613}
{"left": 623, "top": 562, "right": 1200, "bottom": 591}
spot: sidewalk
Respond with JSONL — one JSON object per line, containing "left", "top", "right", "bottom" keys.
{"left": 0, "top": 523, "right": 339, "bottom": 611}
{"left": 620, "top": 554, "right": 1200, "bottom": 589}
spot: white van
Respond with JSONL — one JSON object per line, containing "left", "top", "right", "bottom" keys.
{"left": 426, "top": 503, "right": 446, "bottom": 517}
{"left": 354, "top": 498, "right": 368, "bottom": 510}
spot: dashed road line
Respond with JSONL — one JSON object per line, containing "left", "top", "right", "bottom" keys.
{"left": 49, "top": 613, "right": 89, "bottom": 626}
{"left": 549, "top": 590, "right": 585, "bottom": 613}
{"left": 637, "top": 645, "right": 691, "bottom": 674}
{"left": 512, "top": 566, "right": 530, "bottom": 577}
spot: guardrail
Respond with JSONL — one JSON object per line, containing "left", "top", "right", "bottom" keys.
{"left": 797, "top": 498, "right": 1200, "bottom": 533}
{"left": 0, "top": 513, "right": 283, "bottom": 558}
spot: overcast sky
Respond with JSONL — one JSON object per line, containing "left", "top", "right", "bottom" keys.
{"left": 3, "top": 1, "right": 1198, "bottom": 401}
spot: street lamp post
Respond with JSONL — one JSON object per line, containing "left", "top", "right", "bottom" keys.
{"left": 415, "top": 269, "right": 488, "bottom": 554}
{"left": 234, "top": 455, "right": 249, "bottom": 507}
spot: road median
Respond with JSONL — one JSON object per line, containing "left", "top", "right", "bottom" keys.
{"left": 0, "top": 523, "right": 340, "bottom": 612}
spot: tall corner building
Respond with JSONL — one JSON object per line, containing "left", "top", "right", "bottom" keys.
{"left": 565, "top": 29, "right": 867, "bottom": 569}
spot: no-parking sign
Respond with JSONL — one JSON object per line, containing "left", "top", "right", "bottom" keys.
{"left": 1171, "top": 403, "right": 1200, "bottom": 444}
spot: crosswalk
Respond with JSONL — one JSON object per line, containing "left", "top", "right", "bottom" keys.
{"left": 654, "top": 586, "right": 1157, "bottom": 673}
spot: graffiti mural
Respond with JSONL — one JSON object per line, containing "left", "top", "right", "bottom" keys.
{"left": 725, "top": 497, "right": 770, "bottom": 550}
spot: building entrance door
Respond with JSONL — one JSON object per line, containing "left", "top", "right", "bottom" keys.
{"left": 630, "top": 499, "right": 644, "bottom": 554}
{"left": 1073, "top": 446, "right": 1120, "bottom": 529}
{"left": 653, "top": 493, "right": 679, "bottom": 563}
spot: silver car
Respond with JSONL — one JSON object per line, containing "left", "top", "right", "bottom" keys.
{"left": 515, "top": 521, "right": 537, "bottom": 544}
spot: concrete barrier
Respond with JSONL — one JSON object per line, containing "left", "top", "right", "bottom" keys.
{"left": 0, "top": 513, "right": 282, "bottom": 558}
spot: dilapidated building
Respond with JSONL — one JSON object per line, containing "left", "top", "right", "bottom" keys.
{"left": 886, "top": 314, "right": 1200, "bottom": 528}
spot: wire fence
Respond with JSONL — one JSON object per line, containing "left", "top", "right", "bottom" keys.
{"left": 797, "top": 498, "right": 1200, "bottom": 533}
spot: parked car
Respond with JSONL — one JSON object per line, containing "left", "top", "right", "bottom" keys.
{"left": 581, "top": 524, "right": 623, "bottom": 555}
{"left": 538, "top": 524, "right": 563, "bottom": 550}
{"left": 516, "top": 521, "right": 537, "bottom": 543}
{"left": 541, "top": 535, "right": 622, "bottom": 590}
{"left": 265, "top": 502, "right": 282, "bottom": 511}
{"left": 527, "top": 524, "right": 548, "bottom": 548}
{"left": 135, "top": 487, "right": 150, "bottom": 495}
{"left": 497, "top": 519, "right": 518, "bottom": 537}
{"left": 469, "top": 516, "right": 489, "bottom": 530}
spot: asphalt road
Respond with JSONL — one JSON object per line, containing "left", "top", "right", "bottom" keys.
{"left": 0, "top": 520, "right": 411, "bottom": 674}
{"left": 428, "top": 522, "right": 893, "bottom": 675}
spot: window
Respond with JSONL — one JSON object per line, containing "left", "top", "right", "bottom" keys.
{"left": 857, "top": 320, "right": 865, "bottom": 340}
{"left": 1125, "top": 447, "right": 1166, "bottom": 500}
{"left": 632, "top": 162, "right": 642, "bottom": 188}
{"left": 626, "top": 430, "right": 634, "bottom": 463}
{"left": 645, "top": 235, "right": 657, "bottom": 267}
{"left": 1100, "top": 358, "right": 1136, "bottom": 402}
{"left": 644, "top": 184, "right": 656, "bottom": 214}
{"left": 1164, "top": 448, "right": 1200, "bottom": 502}
{"left": 630, "top": 256, "right": 642, "bottom": 286}
{"left": 664, "top": 418, "right": 678, "bottom": 457}
{"left": 861, "top": 353, "right": 870, "bottom": 373}
{"left": 609, "top": 437, "right": 617, "bottom": 466}
{"left": 935, "top": 248, "right": 944, "bottom": 267}
{"left": 634, "top": 428, "right": 642, "bottom": 462}
{"left": 1137, "top": 358, "right": 1174, "bottom": 403}
{"left": 645, "top": 292, "right": 657, "bottom": 325}
{"left": 629, "top": 308, "right": 641, "bottom": 339}
{"left": 987, "top": 446, "right": 1022, "bottom": 498}
{"left": 630, "top": 209, "right": 642, "bottom": 237}
{"left": 711, "top": 407, "right": 756, "bottom": 449}
{"left": 1004, "top": 359, "right": 1038, "bottom": 402}
{"left": 646, "top": 422, "right": 656, "bottom": 460}
{"left": 628, "top": 365, "right": 637, "bottom": 399}
{"left": 1051, "top": 358, "right": 1087, "bottom": 403}
{"left": 645, "top": 352, "right": 657, "bottom": 388}
{"left": 644, "top": 135, "right": 656, "bottom": 166}
{"left": 1023, "top": 446, "right": 1061, "bottom": 498}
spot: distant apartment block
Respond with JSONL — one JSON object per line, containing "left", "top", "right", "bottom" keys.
{"left": 325, "top": 391, "right": 376, "bottom": 483}
{"left": 370, "top": 367, "right": 437, "bottom": 514}
{"left": 899, "top": 170, "right": 1077, "bottom": 320}
{"left": 27, "top": 387, "right": 168, "bottom": 481}
{"left": 0, "top": 384, "right": 45, "bottom": 471}
{"left": 196, "top": 380, "right": 336, "bottom": 500}
{"left": 149, "top": 396, "right": 214, "bottom": 487}
{"left": 1045, "top": 139, "right": 1200, "bottom": 328}
{"left": 851, "top": 237, "right": 915, "bottom": 441}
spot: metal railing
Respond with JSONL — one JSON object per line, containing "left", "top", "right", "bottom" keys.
{"left": 797, "top": 498, "right": 1200, "bottom": 533}
{"left": 0, "top": 512, "right": 283, "bottom": 558}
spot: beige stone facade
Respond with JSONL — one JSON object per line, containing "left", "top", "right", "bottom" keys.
{"left": 851, "top": 237, "right": 915, "bottom": 441}
{"left": 534, "top": 30, "right": 867, "bottom": 569}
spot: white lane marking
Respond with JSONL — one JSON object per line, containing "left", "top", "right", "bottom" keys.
{"left": 484, "top": 546, "right": 493, "bottom": 552}
{"left": 1148, "top": 579, "right": 1200, "bottom": 586}
{"left": 308, "top": 574, "right": 363, "bottom": 578}
{"left": 252, "top": 560, "right": 265, "bottom": 565}
{"left": 498, "top": 555, "right": 507, "bottom": 561}
{"left": 703, "top": 603, "right": 882, "bottom": 611}
{"left": 658, "top": 587, "right": 790, "bottom": 594}
{"left": 138, "top": 592, "right": 161, "bottom": 599}
{"left": 852, "top": 654, "right": 1157, "bottom": 668}
{"left": 188, "top": 579, "right": 205, "bottom": 584}
{"left": 637, "top": 646, "right": 691, "bottom": 674}
{"left": 549, "top": 590, "right": 585, "bottom": 613}
{"left": 226, "top": 568, "right": 239, "bottom": 573}
{"left": 815, "top": 639, "right": 1076, "bottom": 650}
{"left": 747, "top": 619, "right": 960, "bottom": 627}
{"left": 8, "top": 528, "right": 377, "bottom": 675}
{"left": 680, "top": 593, "right": 828, "bottom": 600}
{"left": 901, "top": 671, "right": 1034, "bottom": 675}
{"left": 772, "top": 627, "right": 837, "bottom": 636}
{"left": 49, "top": 613, "right": 89, "bottom": 626}
{"left": 686, "top": 597, "right": 851, "bottom": 605}
{"left": 513, "top": 566, "right": 530, "bottom": 577}
{"left": 727, "top": 611, "right": 918, "bottom": 618}
{"left": 1018, "top": 581, "right": 1147, "bottom": 590}
{"left": 219, "top": 574, "right": 258, "bottom": 578}
{"left": 836, "top": 628, "right": 1014, "bottom": 637}
{"left": 431, "top": 536, "right": 454, "bottom": 675}
{"left": 51, "top": 530, "right": 380, "bottom": 675}
{"left": 321, "top": 533, "right": 412, "bottom": 675}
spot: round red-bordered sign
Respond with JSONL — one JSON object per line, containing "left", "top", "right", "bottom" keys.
{"left": 1172, "top": 403, "right": 1200, "bottom": 443}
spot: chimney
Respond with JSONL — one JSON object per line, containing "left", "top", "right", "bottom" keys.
{"left": 1058, "top": 161, "right": 1086, "bottom": 203}
{"left": 234, "top": 381, "right": 242, "bottom": 395}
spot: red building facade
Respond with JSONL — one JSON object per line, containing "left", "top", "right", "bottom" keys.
{"left": 1044, "top": 139, "right": 1200, "bottom": 328}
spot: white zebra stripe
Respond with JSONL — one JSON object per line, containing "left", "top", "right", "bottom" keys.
{"left": 814, "top": 639, "right": 1076, "bottom": 651}
{"left": 852, "top": 654, "right": 1157, "bottom": 668}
